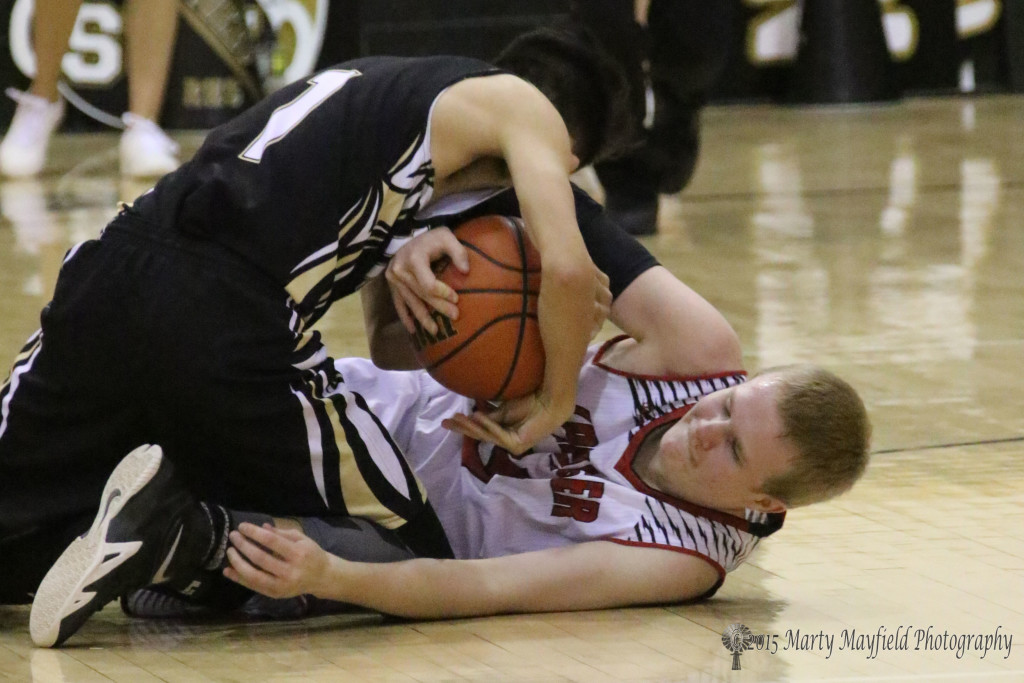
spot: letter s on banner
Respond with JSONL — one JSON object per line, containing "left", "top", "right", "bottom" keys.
{"left": 10, "top": 0, "right": 124, "bottom": 85}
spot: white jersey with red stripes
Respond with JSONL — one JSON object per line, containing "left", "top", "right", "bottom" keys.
{"left": 336, "top": 336, "right": 784, "bottom": 588}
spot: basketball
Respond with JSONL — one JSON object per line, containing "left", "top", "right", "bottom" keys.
{"left": 411, "top": 215, "right": 544, "bottom": 402}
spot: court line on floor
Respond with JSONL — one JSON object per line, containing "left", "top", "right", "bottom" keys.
{"left": 788, "top": 671, "right": 1024, "bottom": 683}
{"left": 873, "top": 436, "right": 1024, "bottom": 455}
{"left": 685, "top": 179, "right": 1024, "bottom": 203}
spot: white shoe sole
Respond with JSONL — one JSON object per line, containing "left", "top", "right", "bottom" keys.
{"left": 29, "top": 444, "right": 164, "bottom": 647}
{"left": 0, "top": 157, "right": 46, "bottom": 177}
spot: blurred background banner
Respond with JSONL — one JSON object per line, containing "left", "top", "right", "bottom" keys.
{"left": 713, "top": 0, "right": 1012, "bottom": 100}
{"left": 0, "top": 0, "right": 322, "bottom": 130}
{"left": 0, "top": 0, "right": 1019, "bottom": 131}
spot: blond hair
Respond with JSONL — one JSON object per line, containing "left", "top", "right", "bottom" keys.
{"left": 758, "top": 364, "right": 871, "bottom": 507}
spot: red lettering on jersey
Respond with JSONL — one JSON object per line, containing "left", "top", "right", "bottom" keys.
{"left": 550, "top": 477, "right": 604, "bottom": 522}
{"left": 463, "top": 406, "right": 603, "bottom": 483}
{"left": 552, "top": 406, "right": 599, "bottom": 475}
{"left": 461, "top": 438, "right": 530, "bottom": 483}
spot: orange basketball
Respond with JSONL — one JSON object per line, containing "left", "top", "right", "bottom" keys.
{"left": 411, "top": 215, "right": 544, "bottom": 401}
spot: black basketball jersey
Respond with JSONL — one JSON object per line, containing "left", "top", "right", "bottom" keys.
{"left": 129, "top": 56, "right": 499, "bottom": 329}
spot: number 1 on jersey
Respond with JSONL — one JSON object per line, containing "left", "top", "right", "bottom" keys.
{"left": 240, "top": 69, "right": 361, "bottom": 163}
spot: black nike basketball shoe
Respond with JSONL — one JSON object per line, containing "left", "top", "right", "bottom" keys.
{"left": 30, "top": 444, "right": 208, "bottom": 647}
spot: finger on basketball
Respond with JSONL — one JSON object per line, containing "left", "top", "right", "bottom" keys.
{"left": 393, "top": 279, "right": 436, "bottom": 334}
{"left": 387, "top": 279, "right": 418, "bottom": 333}
{"left": 420, "top": 289, "right": 459, "bottom": 321}
{"left": 434, "top": 226, "right": 470, "bottom": 272}
{"left": 432, "top": 279, "right": 459, "bottom": 310}
{"left": 398, "top": 257, "right": 459, "bottom": 318}
{"left": 411, "top": 261, "right": 458, "bottom": 307}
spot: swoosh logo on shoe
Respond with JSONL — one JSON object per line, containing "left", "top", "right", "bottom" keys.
{"left": 151, "top": 526, "right": 182, "bottom": 585}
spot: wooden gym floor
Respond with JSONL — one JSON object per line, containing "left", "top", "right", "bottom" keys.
{"left": 1, "top": 94, "right": 1022, "bottom": 681}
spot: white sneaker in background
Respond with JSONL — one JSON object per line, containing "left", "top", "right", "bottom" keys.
{"left": 119, "top": 112, "right": 180, "bottom": 178}
{"left": 0, "top": 89, "right": 65, "bottom": 177}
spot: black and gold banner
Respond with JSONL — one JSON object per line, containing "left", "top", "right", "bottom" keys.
{"left": 0, "top": 0, "right": 1019, "bottom": 131}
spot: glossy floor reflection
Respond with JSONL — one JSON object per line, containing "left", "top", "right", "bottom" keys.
{"left": 1, "top": 95, "right": 1022, "bottom": 682}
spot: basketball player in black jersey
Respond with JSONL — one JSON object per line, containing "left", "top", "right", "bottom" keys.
{"left": 0, "top": 26, "right": 634, "bottom": 636}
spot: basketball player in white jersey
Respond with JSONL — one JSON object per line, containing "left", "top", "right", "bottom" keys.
{"left": 216, "top": 231, "right": 870, "bottom": 618}
{"left": 26, "top": 174, "right": 869, "bottom": 641}
{"left": 136, "top": 185, "right": 869, "bottom": 620}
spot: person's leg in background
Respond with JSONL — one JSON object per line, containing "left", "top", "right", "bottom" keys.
{"left": 645, "top": 0, "right": 735, "bottom": 195}
{"left": 120, "top": 0, "right": 181, "bottom": 178}
{"left": 572, "top": 0, "right": 735, "bottom": 235}
{"left": 0, "top": 0, "right": 182, "bottom": 178}
{"left": 0, "top": 0, "right": 81, "bottom": 177}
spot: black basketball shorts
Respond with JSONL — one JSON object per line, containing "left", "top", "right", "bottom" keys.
{"left": 0, "top": 214, "right": 449, "bottom": 602}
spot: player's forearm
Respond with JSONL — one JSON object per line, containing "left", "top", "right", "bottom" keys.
{"left": 311, "top": 555, "right": 508, "bottom": 619}
{"left": 307, "top": 540, "right": 716, "bottom": 619}
{"left": 511, "top": 168, "right": 594, "bottom": 411}
{"left": 537, "top": 262, "right": 593, "bottom": 410}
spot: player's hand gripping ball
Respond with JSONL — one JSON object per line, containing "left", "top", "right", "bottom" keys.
{"left": 411, "top": 215, "right": 544, "bottom": 401}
